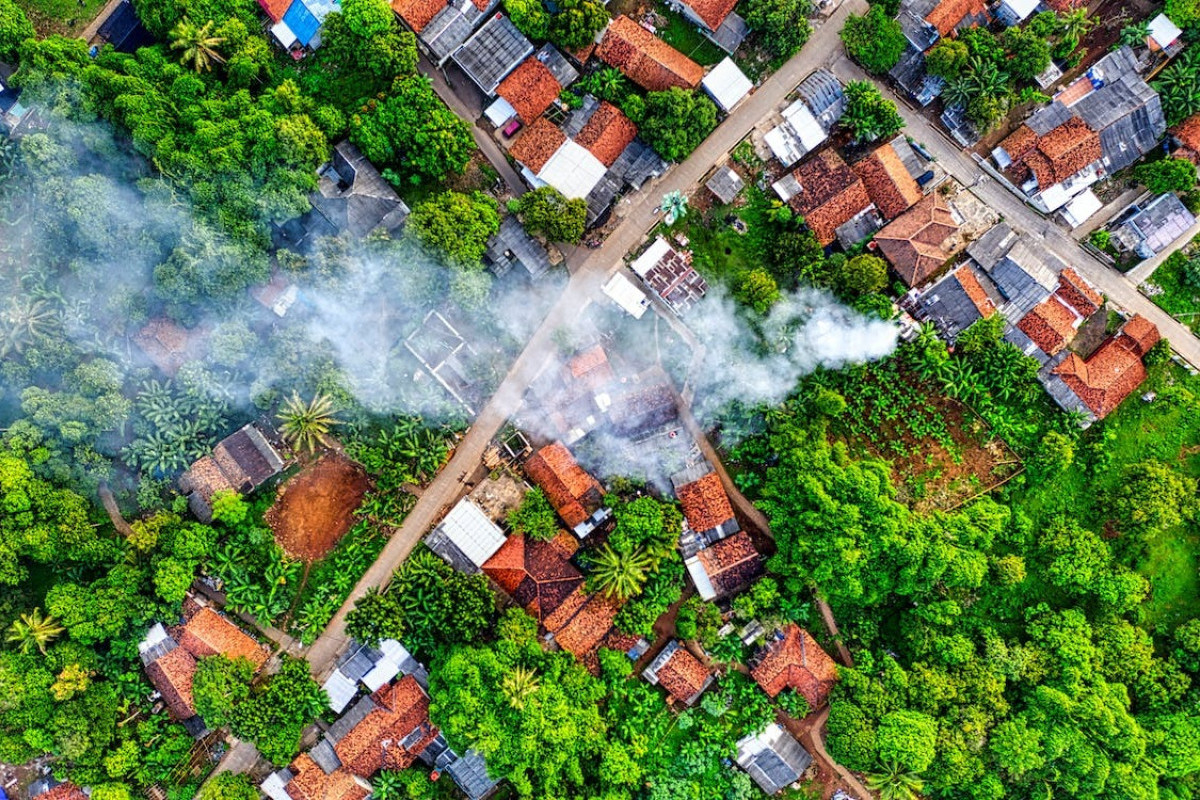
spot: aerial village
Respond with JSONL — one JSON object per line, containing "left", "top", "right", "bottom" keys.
{"left": 3, "top": 0, "right": 1200, "bottom": 796}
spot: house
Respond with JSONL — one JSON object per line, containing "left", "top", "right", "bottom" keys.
{"left": 179, "top": 424, "right": 286, "bottom": 523}
{"left": 993, "top": 116, "right": 1103, "bottom": 213}
{"left": 1013, "top": 267, "right": 1102, "bottom": 357}
{"left": 685, "top": 530, "right": 763, "bottom": 601}
{"left": 404, "top": 310, "right": 481, "bottom": 414}
{"left": 567, "top": 344, "right": 617, "bottom": 393}
{"left": 266, "top": 0, "right": 341, "bottom": 53}
{"left": 736, "top": 724, "right": 814, "bottom": 796}
{"left": 1109, "top": 193, "right": 1197, "bottom": 259}
{"left": 550, "top": 589, "right": 647, "bottom": 673}
{"left": 33, "top": 785, "right": 88, "bottom": 800}
{"left": 994, "top": 0, "right": 1038, "bottom": 25}
{"left": 331, "top": 676, "right": 440, "bottom": 774}
{"left": 853, "top": 141, "right": 923, "bottom": 220}
{"left": 643, "top": 640, "right": 714, "bottom": 705}
{"left": 676, "top": 472, "right": 740, "bottom": 542}
{"left": 483, "top": 532, "right": 586, "bottom": 622}
{"left": 321, "top": 638, "right": 426, "bottom": 713}
{"left": 603, "top": 272, "right": 652, "bottom": 319}
{"left": 426, "top": 498, "right": 507, "bottom": 574}
{"left": 490, "top": 45, "right": 578, "bottom": 126}
{"left": 1059, "top": 189, "right": 1103, "bottom": 229}
{"left": 0, "top": 73, "right": 34, "bottom": 136}
{"left": 393, "top": 0, "right": 499, "bottom": 64}
{"left": 764, "top": 70, "right": 845, "bottom": 167}
{"left": 701, "top": 57, "right": 753, "bottom": 114}
{"left": 706, "top": 165, "right": 745, "bottom": 204}
{"left": 889, "top": 45, "right": 944, "bottom": 108}
{"left": 523, "top": 344, "right": 618, "bottom": 445}
{"left": 905, "top": 0, "right": 989, "bottom": 37}
{"left": 608, "top": 383, "right": 680, "bottom": 439}
{"left": 673, "top": 0, "right": 749, "bottom": 52}
{"left": 139, "top": 601, "right": 269, "bottom": 734}
{"left": 251, "top": 274, "right": 301, "bottom": 317}
{"left": 134, "top": 318, "right": 207, "bottom": 377}
{"left": 265, "top": 755, "right": 371, "bottom": 800}
{"left": 1043, "top": 315, "right": 1160, "bottom": 425}
{"left": 908, "top": 263, "right": 997, "bottom": 342}
{"left": 595, "top": 15, "right": 705, "bottom": 92}
{"left": 276, "top": 141, "right": 411, "bottom": 251}
{"left": 1147, "top": 13, "right": 1184, "bottom": 56}
{"left": 524, "top": 442, "right": 608, "bottom": 535}
{"left": 629, "top": 237, "right": 709, "bottom": 314}
{"left": 750, "top": 624, "right": 838, "bottom": 707}
{"left": 452, "top": 14, "right": 533, "bottom": 95}
{"left": 772, "top": 149, "right": 874, "bottom": 247}
{"left": 874, "top": 191, "right": 964, "bottom": 287}
{"left": 966, "top": 224, "right": 1064, "bottom": 318}
{"left": 485, "top": 215, "right": 556, "bottom": 280}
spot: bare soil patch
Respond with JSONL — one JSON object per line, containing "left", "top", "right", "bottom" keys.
{"left": 266, "top": 453, "right": 372, "bottom": 562}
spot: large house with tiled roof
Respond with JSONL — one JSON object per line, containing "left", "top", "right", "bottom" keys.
{"left": 493, "top": 45, "right": 578, "bottom": 125}
{"left": 875, "top": 191, "right": 964, "bottom": 287}
{"left": 853, "top": 141, "right": 924, "bottom": 221}
{"left": 1042, "top": 315, "right": 1160, "bottom": 425}
{"left": 750, "top": 625, "right": 838, "bottom": 708}
{"left": 906, "top": 263, "right": 997, "bottom": 343}
{"left": 483, "top": 531, "right": 585, "bottom": 621}
{"left": 596, "top": 15, "right": 705, "bottom": 92}
{"left": 677, "top": 472, "right": 739, "bottom": 541}
{"left": 685, "top": 530, "right": 763, "bottom": 601}
{"left": 524, "top": 442, "right": 608, "bottom": 535}
{"left": 643, "top": 640, "right": 714, "bottom": 706}
{"left": 772, "top": 149, "right": 876, "bottom": 247}
{"left": 994, "top": 117, "right": 1102, "bottom": 214}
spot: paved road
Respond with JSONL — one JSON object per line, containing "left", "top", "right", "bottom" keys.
{"left": 830, "top": 57, "right": 1200, "bottom": 368}
{"left": 304, "top": 0, "right": 870, "bottom": 676}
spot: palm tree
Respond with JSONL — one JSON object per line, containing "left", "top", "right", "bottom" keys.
{"left": 0, "top": 297, "right": 55, "bottom": 357}
{"left": 592, "top": 67, "right": 625, "bottom": 100}
{"left": 170, "top": 19, "right": 226, "bottom": 73}
{"left": 277, "top": 392, "right": 340, "bottom": 454}
{"left": 865, "top": 761, "right": 925, "bottom": 800}
{"left": 660, "top": 191, "right": 688, "bottom": 225}
{"left": 6, "top": 608, "right": 65, "bottom": 655}
{"left": 1058, "top": 8, "right": 1094, "bottom": 41}
{"left": 501, "top": 665, "right": 540, "bottom": 710}
{"left": 588, "top": 545, "right": 653, "bottom": 600}
{"left": 941, "top": 77, "right": 973, "bottom": 110}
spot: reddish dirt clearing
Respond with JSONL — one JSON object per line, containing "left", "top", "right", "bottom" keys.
{"left": 266, "top": 453, "right": 372, "bottom": 562}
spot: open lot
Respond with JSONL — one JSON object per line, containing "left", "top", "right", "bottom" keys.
{"left": 15, "top": 0, "right": 107, "bottom": 36}
{"left": 266, "top": 452, "right": 373, "bottom": 561}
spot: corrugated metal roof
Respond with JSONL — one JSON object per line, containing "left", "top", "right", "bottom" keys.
{"left": 452, "top": 13, "right": 533, "bottom": 94}
{"left": 283, "top": 0, "right": 321, "bottom": 46}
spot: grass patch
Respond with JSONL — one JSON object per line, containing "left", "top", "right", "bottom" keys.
{"left": 1139, "top": 525, "right": 1200, "bottom": 633}
{"left": 657, "top": 184, "right": 773, "bottom": 291}
{"left": 15, "top": 0, "right": 108, "bottom": 36}
{"left": 652, "top": 3, "right": 726, "bottom": 66}
{"left": 1144, "top": 249, "right": 1200, "bottom": 334}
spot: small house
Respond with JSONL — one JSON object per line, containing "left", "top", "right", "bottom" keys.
{"left": 685, "top": 530, "right": 763, "bottom": 601}
{"left": 524, "top": 442, "right": 608, "bottom": 536}
{"left": 93, "top": 0, "right": 153, "bottom": 53}
{"left": 1109, "top": 192, "right": 1197, "bottom": 259}
{"left": 179, "top": 424, "right": 286, "bottom": 523}
{"left": 909, "top": 264, "right": 997, "bottom": 343}
{"left": 672, "top": 0, "right": 749, "bottom": 52}
{"left": 595, "top": 15, "right": 705, "bottom": 92}
{"left": 643, "top": 640, "right": 714, "bottom": 706}
{"left": 750, "top": 624, "right": 838, "bottom": 707}
{"left": 1147, "top": 13, "right": 1184, "bottom": 56}
{"left": 736, "top": 724, "right": 814, "bottom": 796}
{"left": 425, "top": 497, "right": 507, "bottom": 574}
{"left": 489, "top": 44, "right": 578, "bottom": 126}
{"left": 701, "top": 57, "right": 753, "bottom": 114}
{"left": 393, "top": 0, "right": 500, "bottom": 65}
{"left": 321, "top": 638, "right": 427, "bottom": 713}
{"left": 764, "top": 70, "right": 845, "bottom": 167}
{"left": 629, "top": 237, "right": 709, "bottom": 314}
{"left": 485, "top": 215, "right": 557, "bottom": 281}
{"left": 772, "top": 149, "right": 874, "bottom": 247}
{"left": 608, "top": 382, "right": 679, "bottom": 440}
{"left": 603, "top": 272, "right": 652, "bottom": 319}
{"left": 266, "top": 0, "right": 341, "bottom": 53}
{"left": 1013, "top": 267, "right": 1103, "bottom": 358}
{"left": 676, "top": 471, "right": 740, "bottom": 548}
{"left": 994, "top": 0, "right": 1038, "bottom": 25}
{"left": 706, "top": 165, "right": 745, "bottom": 204}
{"left": 853, "top": 141, "right": 924, "bottom": 221}
{"left": 1170, "top": 113, "right": 1200, "bottom": 162}
{"left": 1042, "top": 315, "right": 1160, "bottom": 426}
{"left": 134, "top": 318, "right": 207, "bottom": 377}
{"left": 874, "top": 191, "right": 964, "bottom": 287}
{"left": 452, "top": 14, "right": 534, "bottom": 95}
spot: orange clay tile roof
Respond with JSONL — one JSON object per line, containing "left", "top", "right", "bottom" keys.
{"left": 147, "top": 646, "right": 198, "bottom": 720}
{"left": 39, "top": 785, "right": 87, "bottom": 800}
{"left": 751, "top": 625, "right": 839, "bottom": 707}
{"left": 956, "top": 266, "right": 996, "bottom": 319}
{"left": 677, "top": 473, "right": 736, "bottom": 535}
{"left": 553, "top": 591, "right": 624, "bottom": 657}
{"left": 1055, "top": 267, "right": 1103, "bottom": 317}
{"left": 696, "top": 530, "right": 763, "bottom": 597}
{"left": 567, "top": 344, "right": 616, "bottom": 392}
{"left": 595, "top": 16, "right": 705, "bottom": 92}
{"left": 575, "top": 101, "right": 638, "bottom": 167}
{"left": 1053, "top": 338, "right": 1148, "bottom": 419}
{"left": 1002, "top": 118, "right": 1101, "bottom": 188}
{"left": 524, "top": 442, "right": 604, "bottom": 529}
{"left": 1042, "top": 0, "right": 1084, "bottom": 10}
{"left": 334, "top": 675, "right": 438, "bottom": 776}
{"left": 1119, "top": 314, "right": 1160, "bottom": 357}
{"left": 788, "top": 150, "right": 873, "bottom": 246}
{"left": 178, "top": 607, "right": 268, "bottom": 669}
{"left": 483, "top": 534, "right": 586, "bottom": 624}
{"left": 1172, "top": 114, "right": 1200, "bottom": 153}
{"left": 510, "top": 117, "right": 567, "bottom": 174}
{"left": 391, "top": 0, "right": 450, "bottom": 32}
{"left": 497, "top": 57, "right": 563, "bottom": 124}
{"left": 875, "top": 192, "right": 963, "bottom": 287}
{"left": 853, "top": 143, "right": 923, "bottom": 220}
{"left": 258, "top": 0, "right": 292, "bottom": 22}
{"left": 998, "top": 124, "right": 1037, "bottom": 161}
{"left": 924, "top": 0, "right": 989, "bottom": 35}
{"left": 657, "top": 645, "right": 712, "bottom": 704}
{"left": 1017, "top": 296, "right": 1079, "bottom": 356}
{"left": 286, "top": 756, "right": 371, "bottom": 800}
{"left": 684, "top": 0, "right": 739, "bottom": 32}
{"left": 1054, "top": 76, "right": 1095, "bottom": 107}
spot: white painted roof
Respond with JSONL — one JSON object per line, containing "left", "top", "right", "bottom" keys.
{"left": 261, "top": 772, "right": 292, "bottom": 800}
{"left": 766, "top": 100, "right": 828, "bottom": 166}
{"left": 322, "top": 669, "right": 359, "bottom": 713}
{"left": 701, "top": 57, "right": 752, "bottom": 113}
{"left": 1061, "top": 189, "right": 1102, "bottom": 228}
{"left": 685, "top": 555, "right": 717, "bottom": 601}
{"left": 1000, "top": 0, "right": 1038, "bottom": 21}
{"left": 485, "top": 96, "right": 517, "bottom": 127}
{"left": 361, "top": 658, "right": 402, "bottom": 692}
{"left": 1148, "top": 13, "right": 1182, "bottom": 47}
{"left": 602, "top": 272, "right": 650, "bottom": 319}
{"left": 435, "top": 498, "right": 506, "bottom": 568}
{"left": 630, "top": 237, "right": 673, "bottom": 277}
{"left": 271, "top": 21, "right": 297, "bottom": 49}
{"left": 537, "top": 139, "right": 607, "bottom": 199}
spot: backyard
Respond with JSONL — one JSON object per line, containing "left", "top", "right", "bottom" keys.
{"left": 15, "top": 0, "right": 108, "bottom": 36}
{"left": 1143, "top": 244, "right": 1200, "bottom": 335}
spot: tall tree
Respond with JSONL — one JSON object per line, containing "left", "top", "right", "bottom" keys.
{"left": 841, "top": 5, "right": 907, "bottom": 74}
{"left": 170, "top": 19, "right": 227, "bottom": 73}
{"left": 277, "top": 392, "right": 340, "bottom": 454}
{"left": 5, "top": 609, "right": 65, "bottom": 655}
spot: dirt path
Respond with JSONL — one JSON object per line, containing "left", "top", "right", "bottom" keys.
{"left": 97, "top": 482, "right": 134, "bottom": 537}
{"left": 784, "top": 706, "right": 875, "bottom": 800}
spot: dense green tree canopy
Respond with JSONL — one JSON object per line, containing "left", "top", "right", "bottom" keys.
{"left": 0, "top": 0, "right": 35, "bottom": 63}
{"left": 1134, "top": 157, "right": 1198, "bottom": 194}
{"left": 842, "top": 81, "right": 905, "bottom": 142}
{"left": 512, "top": 186, "right": 588, "bottom": 244}
{"left": 407, "top": 190, "right": 501, "bottom": 267}
{"left": 841, "top": 6, "right": 906, "bottom": 74}
{"left": 636, "top": 88, "right": 718, "bottom": 162}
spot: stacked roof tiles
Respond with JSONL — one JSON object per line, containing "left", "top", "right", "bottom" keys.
{"left": 1049, "top": 315, "right": 1160, "bottom": 421}
{"left": 685, "top": 530, "right": 763, "bottom": 601}
{"left": 483, "top": 532, "right": 585, "bottom": 623}
{"left": 853, "top": 142, "right": 924, "bottom": 220}
{"left": 677, "top": 473, "right": 738, "bottom": 539}
{"left": 750, "top": 624, "right": 839, "bottom": 707}
{"left": 596, "top": 16, "right": 705, "bottom": 92}
{"left": 773, "top": 150, "right": 874, "bottom": 246}
{"left": 497, "top": 57, "right": 564, "bottom": 124}
{"left": 643, "top": 640, "right": 714, "bottom": 705}
{"left": 875, "top": 191, "right": 964, "bottom": 287}
{"left": 575, "top": 102, "right": 639, "bottom": 167}
{"left": 524, "top": 442, "right": 606, "bottom": 532}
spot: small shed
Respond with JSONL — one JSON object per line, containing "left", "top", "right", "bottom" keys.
{"left": 1059, "top": 189, "right": 1102, "bottom": 229}
{"left": 701, "top": 57, "right": 752, "bottom": 114}
{"left": 1147, "top": 13, "right": 1183, "bottom": 53}
{"left": 425, "top": 497, "right": 507, "bottom": 573}
{"left": 736, "top": 723, "right": 813, "bottom": 795}
{"left": 452, "top": 13, "right": 534, "bottom": 95}
{"left": 603, "top": 272, "right": 651, "bottom": 319}
{"left": 706, "top": 165, "right": 744, "bottom": 204}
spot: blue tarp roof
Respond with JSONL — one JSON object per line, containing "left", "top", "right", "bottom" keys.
{"left": 283, "top": 0, "right": 320, "bottom": 46}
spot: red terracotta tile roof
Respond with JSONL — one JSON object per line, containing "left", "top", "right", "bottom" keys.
{"left": 1002, "top": 118, "right": 1101, "bottom": 189}
{"left": 334, "top": 676, "right": 438, "bottom": 777}
{"left": 1172, "top": 114, "right": 1200, "bottom": 153}
{"left": 1053, "top": 338, "right": 1148, "bottom": 419}
{"left": 955, "top": 266, "right": 996, "bottom": 319}
{"left": 657, "top": 644, "right": 711, "bottom": 705}
{"left": 1054, "top": 76, "right": 1095, "bottom": 107}
{"left": 391, "top": 0, "right": 450, "bottom": 32}
{"left": 998, "top": 124, "right": 1037, "bottom": 162}
{"left": 596, "top": 16, "right": 704, "bottom": 92}
{"left": 483, "top": 534, "right": 586, "bottom": 624}
{"left": 575, "top": 101, "right": 638, "bottom": 167}
{"left": 178, "top": 607, "right": 268, "bottom": 669}
{"left": 788, "top": 150, "right": 873, "bottom": 246}
{"left": 924, "top": 0, "right": 989, "bottom": 35}
{"left": 1017, "top": 296, "right": 1079, "bottom": 355}
{"left": 1042, "top": 0, "right": 1084, "bottom": 10}
{"left": 524, "top": 442, "right": 604, "bottom": 529}
{"left": 39, "top": 785, "right": 87, "bottom": 800}
{"left": 677, "top": 473, "right": 736, "bottom": 535}
{"left": 1055, "top": 267, "right": 1103, "bottom": 317}
{"left": 510, "top": 117, "right": 567, "bottom": 174}
{"left": 695, "top": 531, "right": 763, "bottom": 597}
{"left": 684, "top": 0, "right": 739, "bottom": 31}
{"left": 286, "top": 756, "right": 371, "bottom": 800}
{"left": 147, "top": 646, "right": 198, "bottom": 720}
{"left": 875, "top": 192, "right": 963, "bottom": 287}
{"left": 567, "top": 344, "right": 615, "bottom": 390}
{"left": 497, "top": 57, "right": 563, "bottom": 124}
{"left": 553, "top": 591, "right": 624, "bottom": 657}
{"left": 853, "top": 143, "right": 923, "bottom": 220}
{"left": 1119, "top": 314, "right": 1160, "bottom": 357}
{"left": 258, "top": 0, "right": 292, "bottom": 22}
{"left": 751, "top": 625, "right": 839, "bottom": 707}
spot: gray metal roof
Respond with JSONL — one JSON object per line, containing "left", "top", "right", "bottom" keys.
{"left": 326, "top": 695, "right": 378, "bottom": 743}
{"left": 1116, "top": 192, "right": 1196, "bottom": 256}
{"left": 486, "top": 215, "right": 554, "bottom": 280}
{"left": 610, "top": 139, "right": 668, "bottom": 189}
{"left": 897, "top": 8, "right": 939, "bottom": 50}
{"left": 917, "top": 268, "right": 989, "bottom": 342}
{"left": 563, "top": 94, "right": 600, "bottom": 138}
{"left": 445, "top": 750, "right": 500, "bottom": 800}
{"left": 1026, "top": 100, "right": 1074, "bottom": 136}
{"left": 534, "top": 42, "right": 578, "bottom": 88}
{"left": 889, "top": 134, "right": 925, "bottom": 180}
{"left": 708, "top": 10, "right": 749, "bottom": 53}
{"left": 452, "top": 14, "right": 534, "bottom": 94}
{"left": 336, "top": 644, "right": 382, "bottom": 682}
{"left": 310, "top": 739, "right": 343, "bottom": 774}
{"left": 794, "top": 70, "right": 846, "bottom": 129}
{"left": 1039, "top": 352, "right": 1096, "bottom": 425}
{"left": 736, "top": 724, "right": 813, "bottom": 796}
{"left": 835, "top": 207, "right": 883, "bottom": 249}
{"left": 967, "top": 222, "right": 1018, "bottom": 271}
{"left": 706, "top": 166, "right": 744, "bottom": 204}
{"left": 422, "top": 0, "right": 485, "bottom": 63}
